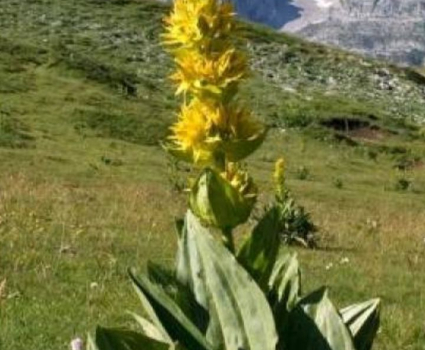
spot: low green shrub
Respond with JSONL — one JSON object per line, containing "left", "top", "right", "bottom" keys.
{"left": 295, "top": 165, "right": 310, "bottom": 180}
{"left": 394, "top": 177, "right": 411, "bottom": 192}
{"left": 333, "top": 178, "right": 344, "bottom": 189}
{"left": 273, "top": 159, "right": 317, "bottom": 247}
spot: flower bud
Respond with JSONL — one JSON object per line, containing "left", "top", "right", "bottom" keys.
{"left": 190, "top": 167, "right": 255, "bottom": 229}
{"left": 274, "top": 158, "right": 285, "bottom": 187}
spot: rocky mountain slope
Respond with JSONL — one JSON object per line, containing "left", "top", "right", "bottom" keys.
{"left": 232, "top": 0, "right": 425, "bottom": 65}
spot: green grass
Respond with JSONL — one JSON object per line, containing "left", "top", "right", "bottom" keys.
{"left": 0, "top": 1, "right": 425, "bottom": 350}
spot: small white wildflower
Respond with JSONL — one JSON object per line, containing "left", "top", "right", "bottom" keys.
{"left": 340, "top": 257, "right": 350, "bottom": 265}
{"left": 70, "top": 338, "right": 84, "bottom": 350}
{"left": 90, "top": 282, "right": 99, "bottom": 289}
{"left": 325, "top": 263, "right": 334, "bottom": 270}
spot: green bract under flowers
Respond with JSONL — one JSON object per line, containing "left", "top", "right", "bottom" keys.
{"left": 189, "top": 168, "right": 254, "bottom": 231}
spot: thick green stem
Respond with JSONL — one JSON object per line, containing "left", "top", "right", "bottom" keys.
{"left": 222, "top": 227, "right": 235, "bottom": 253}
{"left": 213, "top": 151, "right": 226, "bottom": 173}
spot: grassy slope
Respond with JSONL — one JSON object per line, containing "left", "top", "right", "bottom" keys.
{"left": 0, "top": 1, "right": 424, "bottom": 349}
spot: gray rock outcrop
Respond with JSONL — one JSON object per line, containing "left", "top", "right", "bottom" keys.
{"left": 232, "top": 0, "right": 425, "bottom": 66}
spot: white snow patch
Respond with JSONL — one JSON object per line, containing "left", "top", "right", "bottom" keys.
{"left": 314, "top": 0, "right": 335, "bottom": 8}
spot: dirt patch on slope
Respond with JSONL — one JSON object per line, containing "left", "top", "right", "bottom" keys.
{"left": 321, "top": 117, "right": 389, "bottom": 142}
{"left": 347, "top": 126, "right": 391, "bottom": 142}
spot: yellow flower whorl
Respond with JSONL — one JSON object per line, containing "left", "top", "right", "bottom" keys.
{"left": 163, "top": 0, "right": 235, "bottom": 50}
{"left": 170, "top": 99, "right": 263, "bottom": 165}
{"left": 172, "top": 49, "right": 248, "bottom": 98}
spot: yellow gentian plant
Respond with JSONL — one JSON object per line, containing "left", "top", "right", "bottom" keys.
{"left": 88, "top": 2, "right": 381, "bottom": 350}
{"left": 164, "top": 0, "right": 266, "bottom": 249}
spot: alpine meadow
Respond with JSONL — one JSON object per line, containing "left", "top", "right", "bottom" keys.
{"left": 0, "top": 1, "right": 425, "bottom": 350}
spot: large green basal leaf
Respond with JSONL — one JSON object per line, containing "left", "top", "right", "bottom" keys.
{"left": 130, "top": 312, "right": 172, "bottom": 343}
{"left": 237, "top": 207, "right": 281, "bottom": 290}
{"left": 177, "top": 210, "right": 278, "bottom": 350}
{"left": 176, "top": 210, "right": 220, "bottom": 348}
{"left": 285, "top": 287, "right": 356, "bottom": 350}
{"left": 340, "top": 299, "right": 381, "bottom": 350}
{"left": 176, "top": 212, "right": 209, "bottom": 310}
{"left": 268, "top": 250, "right": 301, "bottom": 330}
{"left": 94, "top": 327, "right": 171, "bottom": 350}
{"left": 147, "top": 262, "right": 209, "bottom": 334}
{"left": 130, "top": 271, "right": 213, "bottom": 350}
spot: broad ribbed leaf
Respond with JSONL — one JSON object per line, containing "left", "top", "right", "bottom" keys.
{"left": 176, "top": 212, "right": 209, "bottom": 309}
{"left": 130, "top": 271, "right": 172, "bottom": 344}
{"left": 147, "top": 262, "right": 209, "bottom": 333}
{"left": 178, "top": 210, "right": 278, "bottom": 350}
{"left": 268, "top": 250, "right": 301, "bottom": 331}
{"left": 341, "top": 299, "right": 381, "bottom": 350}
{"left": 176, "top": 215, "right": 217, "bottom": 348}
{"left": 285, "top": 287, "right": 356, "bottom": 350}
{"left": 237, "top": 207, "right": 281, "bottom": 290}
{"left": 95, "top": 327, "right": 170, "bottom": 350}
{"left": 147, "top": 263, "right": 177, "bottom": 288}
{"left": 131, "top": 313, "right": 170, "bottom": 343}
{"left": 130, "top": 272, "right": 213, "bottom": 350}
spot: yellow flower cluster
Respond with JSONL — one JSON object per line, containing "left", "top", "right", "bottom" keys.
{"left": 170, "top": 99, "right": 262, "bottom": 164}
{"left": 274, "top": 158, "right": 286, "bottom": 186}
{"left": 172, "top": 49, "right": 247, "bottom": 98}
{"left": 164, "top": 0, "right": 265, "bottom": 168}
{"left": 222, "top": 162, "right": 258, "bottom": 206}
{"left": 163, "top": 0, "right": 234, "bottom": 50}
{"left": 274, "top": 158, "right": 286, "bottom": 198}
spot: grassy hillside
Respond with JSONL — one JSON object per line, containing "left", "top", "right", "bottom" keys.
{"left": 0, "top": 1, "right": 424, "bottom": 350}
